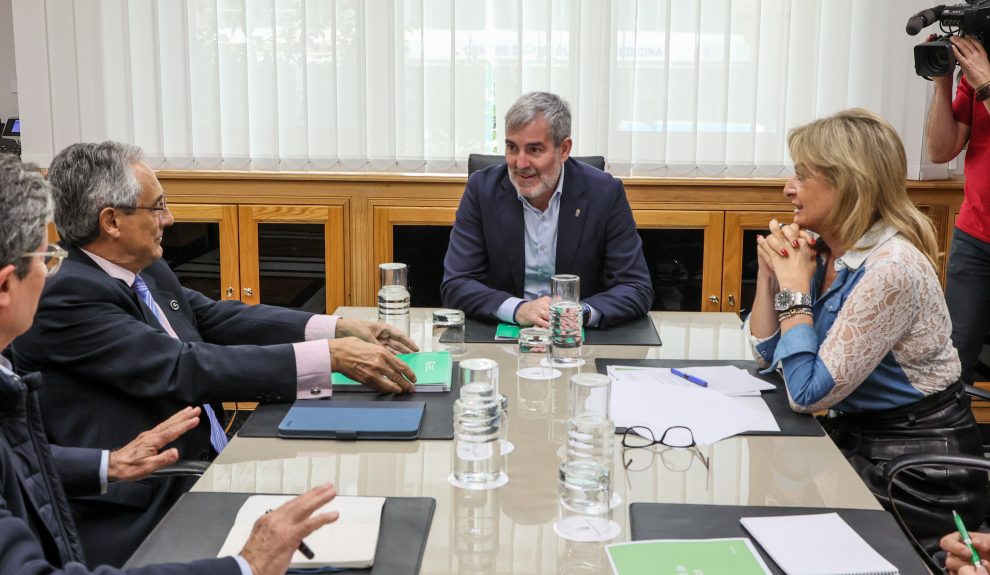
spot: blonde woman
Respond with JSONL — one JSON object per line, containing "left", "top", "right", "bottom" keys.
{"left": 747, "top": 108, "right": 988, "bottom": 551}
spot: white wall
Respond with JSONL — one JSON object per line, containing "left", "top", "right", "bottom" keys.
{"left": 0, "top": 0, "right": 17, "bottom": 124}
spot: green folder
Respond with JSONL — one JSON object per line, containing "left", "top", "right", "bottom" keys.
{"left": 605, "top": 538, "right": 771, "bottom": 575}
{"left": 330, "top": 351, "right": 452, "bottom": 392}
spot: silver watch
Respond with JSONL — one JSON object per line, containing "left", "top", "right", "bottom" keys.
{"left": 774, "top": 289, "right": 812, "bottom": 312}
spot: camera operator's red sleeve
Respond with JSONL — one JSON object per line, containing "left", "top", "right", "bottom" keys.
{"left": 954, "top": 75, "right": 975, "bottom": 125}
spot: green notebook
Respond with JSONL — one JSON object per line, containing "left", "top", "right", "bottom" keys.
{"left": 606, "top": 538, "right": 771, "bottom": 575}
{"left": 331, "top": 351, "right": 452, "bottom": 392}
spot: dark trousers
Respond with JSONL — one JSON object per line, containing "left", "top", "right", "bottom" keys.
{"left": 945, "top": 228, "right": 990, "bottom": 384}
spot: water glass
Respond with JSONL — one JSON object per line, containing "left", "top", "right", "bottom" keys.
{"left": 432, "top": 308, "right": 465, "bottom": 354}
{"left": 551, "top": 273, "right": 580, "bottom": 303}
{"left": 517, "top": 327, "right": 555, "bottom": 379}
{"left": 377, "top": 262, "right": 410, "bottom": 333}
{"left": 451, "top": 358, "right": 504, "bottom": 489}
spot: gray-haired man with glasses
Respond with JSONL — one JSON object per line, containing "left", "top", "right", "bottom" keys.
{"left": 0, "top": 154, "right": 342, "bottom": 575}
{"left": 11, "top": 141, "right": 418, "bottom": 566}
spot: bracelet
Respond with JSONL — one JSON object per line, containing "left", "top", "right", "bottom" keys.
{"left": 976, "top": 80, "right": 990, "bottom": 102}
{"left": 778, "top": 307, "right": 814, "bottom": 322}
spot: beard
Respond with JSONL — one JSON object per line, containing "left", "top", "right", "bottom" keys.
{"left": 508, "top": 160, "right": 563, "bottom": 201}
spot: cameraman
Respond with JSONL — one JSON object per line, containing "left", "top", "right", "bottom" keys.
{"left": 925, "top": 35, "right": 990, "bottom": 384}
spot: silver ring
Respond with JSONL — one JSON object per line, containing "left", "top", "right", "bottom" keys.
{"left": 778, "top": 222, "right": 787, "bottom": 229}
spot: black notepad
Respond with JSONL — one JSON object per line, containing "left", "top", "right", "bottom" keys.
{"left": 278, "top": 400, "right": 425, "bottom": 440}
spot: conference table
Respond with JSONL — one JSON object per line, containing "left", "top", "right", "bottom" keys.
{"left": 190, "top": 309, "right": 881, "bottom": 574}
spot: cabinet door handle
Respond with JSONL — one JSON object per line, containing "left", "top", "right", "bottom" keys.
{"left": 225, "top": 287, "right": 234, "bottom": 298}
{"left": 243, "top": 287, "right": 254, "bottom": 297}
{"left": 727, "top": 294, "right": 736, "bottom": 307}
{"left": 708, "top": 295, "right": 720, "bottom": 305}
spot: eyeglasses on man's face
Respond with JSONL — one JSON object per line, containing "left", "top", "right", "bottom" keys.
{"left": 21, "top": 243, "right": 69, "bottom": 277}
{"left": 621, "top": 425, "right": 710, "bottom": 473}
{"left": 114, "top": 193, "right": 169, "bottom": 219}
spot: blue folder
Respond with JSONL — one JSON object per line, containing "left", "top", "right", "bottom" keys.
{"left": 277, "top": 400, "right": 426, "bottom": 440}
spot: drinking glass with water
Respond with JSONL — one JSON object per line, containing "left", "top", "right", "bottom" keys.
{"left": 378, "top": 263, "right": 410, "bottom": 334}
{"left": 450, "top": 358, "right": 506, "bottom": 490}
{"left": 550, "top": 274, "right": 583, "bottom": 365}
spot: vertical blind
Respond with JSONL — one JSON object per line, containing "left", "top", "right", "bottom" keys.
{"left": 13, "top": 0, "right": 946, "bottom": 177}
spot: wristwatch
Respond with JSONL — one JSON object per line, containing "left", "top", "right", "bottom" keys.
{"left": 774, "top": 289, "right": 812, "bottom": 312}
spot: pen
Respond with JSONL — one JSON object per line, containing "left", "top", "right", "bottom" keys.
{"left": 953, "top": 509, "right": 984, "bottom": 573}
{"left": 266, "top": 509, "right": 315, "bottom": 560}
{"left": 670, "top": 368, "right": 708, "bottom": 387}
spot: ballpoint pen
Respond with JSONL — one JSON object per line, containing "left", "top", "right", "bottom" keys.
{"left": 266, "top": 509, "right": 316, "bottom": 560}
{"left": 953, "top": 509, "right": 987, "bottom": 574}
{"left": 670, "top": 368, "right": 708, "bottom": 388}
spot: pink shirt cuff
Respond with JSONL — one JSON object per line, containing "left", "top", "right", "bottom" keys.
{"left": 294, "top": 315, "right": 339, "bottom": 399}
{"left": 305, "top": 314, "right": 339, "bottom": 340}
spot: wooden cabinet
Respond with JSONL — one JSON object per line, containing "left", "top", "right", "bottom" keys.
{"left": 372, "top": 203, "right": 458, "bottom": 307}
{"left": 722, "top": 211, "right": 794, "bottom": 314}
{"left": 633, "top": 210, "right": 724, "bottom": 312}
{"left": 238, "top": 205, "right": 346, "bottom": 314}
{"left": 167, "top": 204, "right": 240, "bottom": 301}
{"left": 165, "top": 203, "right": 346, "bottom": 314}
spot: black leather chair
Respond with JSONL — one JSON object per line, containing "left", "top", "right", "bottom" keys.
{"left": 467, "top": 153, "right": 606, "bottom": 176}
{"left": 882, "top": 384, "right": 990, "bottom": 573}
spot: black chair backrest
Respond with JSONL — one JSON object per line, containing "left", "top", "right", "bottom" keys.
{"left": 467, "top": 154, "right": 606, "bottom": 175}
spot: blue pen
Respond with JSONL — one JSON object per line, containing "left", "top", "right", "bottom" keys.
{"left": 670, "top": 368, "right": 708, "bottom": 387}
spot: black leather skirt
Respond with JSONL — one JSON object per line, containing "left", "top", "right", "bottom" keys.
{"left": 822, "top": 380, "right": 990, "bottom": 553}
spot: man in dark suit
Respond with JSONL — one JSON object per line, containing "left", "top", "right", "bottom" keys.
{"left": 11, "top": 141, "right": 418, "bottom": 566}
{"left": 0, "top": 153, "right": 339, "bottom": 574}
{"left": 441, "top": 92, "right": 653, "bottom": 329}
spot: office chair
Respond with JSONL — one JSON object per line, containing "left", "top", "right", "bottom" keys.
{"left": 151, "top": 460, "right": 210, "bottom": 478}
{"left": 467, "top": 153, "right": 606, "bottom": 176}
{"left": 882, "top": 384, "right": 990, "bottom": 573}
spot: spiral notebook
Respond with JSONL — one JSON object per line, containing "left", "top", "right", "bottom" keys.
{"left": 739, "top": 512, "right": 899, "bottom": 575}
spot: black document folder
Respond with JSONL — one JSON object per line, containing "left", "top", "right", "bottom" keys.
{"left": 629, "top": 503, "right": 929, "bottom": 575}
{"left": 595, "top": 358, "right": 825, "bottom": 437}
{"left": 462, "top": 313, "right": 662, "bottom": 346}
{"left": 238, "top": 362, "right": 461, "bottom": 440}
{"left": 278, "top": 400, "right": 425, "bottom": 440}
{"left": 126, "top": 492, "right": 436, "bottom": 575}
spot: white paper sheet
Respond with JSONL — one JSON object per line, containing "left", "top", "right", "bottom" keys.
{"left": 608, "top": 365, "right": 780, "bottom": 441}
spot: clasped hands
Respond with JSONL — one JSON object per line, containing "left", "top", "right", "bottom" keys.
{"left": 755, "top": 220, "right": 818, "bottom": 291}
{"left": 516, "top": 296, "right": 553, "bottom": 328}
{"left": 329, "top": 317, "right": 419, "bottom": 393}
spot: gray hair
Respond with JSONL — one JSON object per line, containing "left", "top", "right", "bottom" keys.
{"left": 0, "top": 154, "right": 53, "bottom": 278}
{"left": 505, "top": 92, "right": 572, "bottom": 148}
{"left": 48, "top": 141, "right": 144, "bottom": 247}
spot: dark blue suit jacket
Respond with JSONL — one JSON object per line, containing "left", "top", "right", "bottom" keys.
{"left": 0, "top": 370, "right": 239, "bottom": 575}
{"left": 441, "top": 158, "right": 653, "bottom": 328}
{"left": 12, "top": 247, "right": 314, "bottom": 567}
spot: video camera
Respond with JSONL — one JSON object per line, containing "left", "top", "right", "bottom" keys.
{"left": 908, "top": 1, "right": 990, "bottom": 77}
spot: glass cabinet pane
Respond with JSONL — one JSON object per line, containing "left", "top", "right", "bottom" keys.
{"left": 257, "top": 223, "right": 326, "bottom": 313}
{"left": 739, "top": 229, "right": 762, "bottom": 315}
{"left": 392, "top": 225, "right": 451, "bottom": 308}
{"left": 162, "top": 222, "right": 222, "bottom": 301}
{"left": 638, "top": 229, "right": 705, "bottom": 311}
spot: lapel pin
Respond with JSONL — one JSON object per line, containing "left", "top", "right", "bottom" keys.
{"left": 575, "top": 208, "right": 581, "bottom": 217}
{"left": 170, "top": 300, "right": 179, "bottom": 311}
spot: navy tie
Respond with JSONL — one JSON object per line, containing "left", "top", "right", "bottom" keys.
{"left": 133, "top": 274, "right": 228, "bottom": 453}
